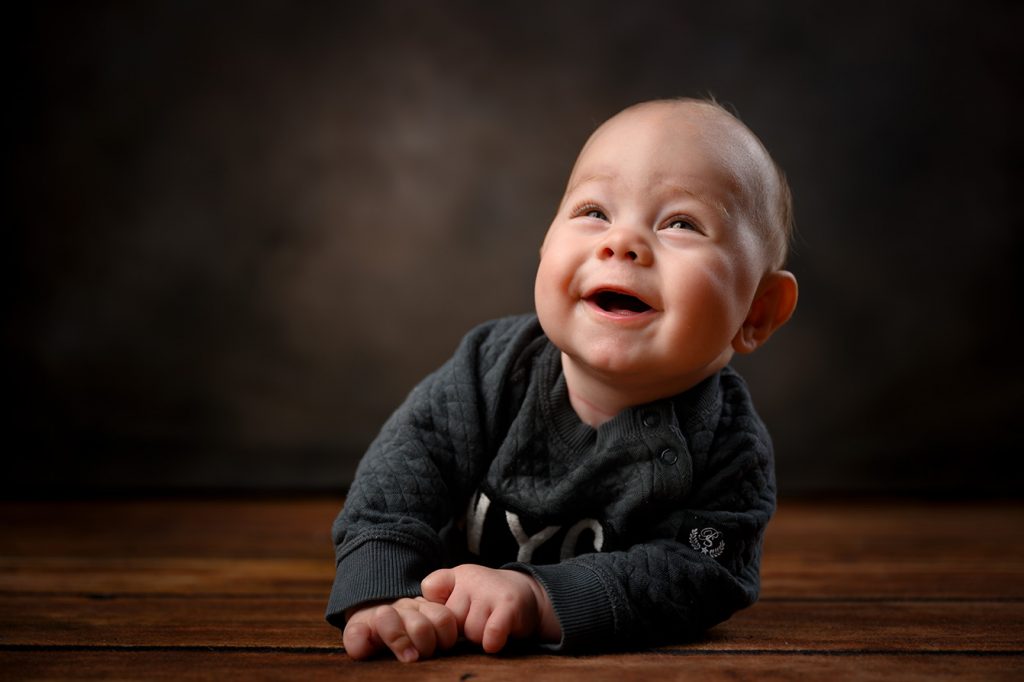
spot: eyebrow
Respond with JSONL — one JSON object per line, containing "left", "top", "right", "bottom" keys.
{"left": 564, "top": 173, "right": 732, "bottom": 220}
{"left": 655, "top": 181, "right": 732, "bottom": 220}
{"left": 562, "top": 172, "right": 614, "bottom": 201}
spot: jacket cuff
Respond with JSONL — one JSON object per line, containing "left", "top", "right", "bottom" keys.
{"left": 324, "top": 538, "right": 432, "bottom": 628}
{"left": 506, "top": 561, "right": 617, "bottom": 652}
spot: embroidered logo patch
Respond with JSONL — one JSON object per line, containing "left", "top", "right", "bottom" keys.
{"left": 689, "top": 527, "right": 725, "bottom": 558}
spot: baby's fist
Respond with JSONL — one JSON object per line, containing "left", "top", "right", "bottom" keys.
{"left": 422, "top": 565, "right": 560, "bottom": 653}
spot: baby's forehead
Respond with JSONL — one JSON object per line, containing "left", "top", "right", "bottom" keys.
{"left": 606, "top": 102, "right": 763, "bottom": 167}
{"left": 570, "top": 103, "right": 762, "bottom": 199}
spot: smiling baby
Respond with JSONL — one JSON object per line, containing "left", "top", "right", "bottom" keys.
{"left": 326, "top": 98, "right": 798, "bottom": 661}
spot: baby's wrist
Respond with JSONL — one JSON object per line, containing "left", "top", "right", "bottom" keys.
{"left": 344, "top": 598, "right": 398, "bottom": 623}
{"left": 344, "top": 602, "right": 379, "bottom": 622}
{"left": 521, "top": 573, "right": 561, "bottom": 643}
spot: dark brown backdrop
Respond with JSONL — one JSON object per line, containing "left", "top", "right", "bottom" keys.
{"left": 6, "top": 1, "right": 1022, "bottom": 495}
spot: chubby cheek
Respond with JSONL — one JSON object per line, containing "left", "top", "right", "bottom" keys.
{"left": 675, "top": 257, "right": 754, "bottom": 340}
{"left": 534, "top": 253, "right": 567, "bottom": 331}
{"left": 534, "top": 234, "right": 578, "bottom": 302}
{"left": 533, "top": 255, "right": 557, "bottom": 308}
{"left": 535, "top": 238, "right": 587, "bottom": 344}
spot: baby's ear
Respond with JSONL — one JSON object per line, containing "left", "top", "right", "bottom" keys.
{"left": 732, "top": 270, "right": 798, "bottom": 354}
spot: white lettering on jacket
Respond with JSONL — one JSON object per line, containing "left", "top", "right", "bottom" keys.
{"left": 506, "top": 511, "right": 560, "bottom": 562}
{"left": 561, "top": 518, "right": 604, "bottom": 560}
{"left": 466, "top": 490, "right": 604, "bottom": 562}
{"left": 466, "top": 489, "right": 491, "bottom": 555}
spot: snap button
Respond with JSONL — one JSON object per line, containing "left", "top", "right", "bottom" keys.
{"left": 659, "top": 448, "right": 678, "bottom": 465}
{"left": 642, "top": 412, "right": 661, "bottom": 428}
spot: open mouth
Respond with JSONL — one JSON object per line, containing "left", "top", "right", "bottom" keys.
{"left": 587, "top": 290, "right": 653, "bottom": 315}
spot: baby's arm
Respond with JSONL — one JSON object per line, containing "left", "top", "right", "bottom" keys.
{"left": 421, "top": 565, "right": 561, "bottom": 653}
{"left": 343, "top": 597, "right": 458, "bottom": 662}
{"left": 327, "top": 318, "right": 537, "bottom": 635}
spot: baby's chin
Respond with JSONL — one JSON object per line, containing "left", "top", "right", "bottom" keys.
{"left": 558, "top": 342, "right": 670, "bottom": 391}
{"left": 566, "top": 337, "right": 733, "bottom": 394}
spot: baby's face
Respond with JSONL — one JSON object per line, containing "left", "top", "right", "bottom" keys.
{"left": 535, "top": 102, "right": 772, "bottom": 395}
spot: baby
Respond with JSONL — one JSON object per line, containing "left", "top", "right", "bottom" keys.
{"left": 326, "top": 98, "right": 798, "bottom": 661}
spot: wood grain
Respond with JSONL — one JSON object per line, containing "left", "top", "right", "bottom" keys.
{"left": 0, "top": 557, "right": 332, "bottom": 596}
{"left": 2, "top": 596, "right": 1021, "bottom": 652}
{"left": 2, "top": 651, "right": 1022, "bottom": 682}
{"left": 2, "top": 498, "right": 1022, "bottom": 679}
{"left": 0, "top": 499, "right": 341, "bottom": 558}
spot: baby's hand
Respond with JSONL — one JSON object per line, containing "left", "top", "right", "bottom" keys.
{"left": 342, "top": 597, "right": 458, "bottom": 663}
{"left": 421, "top": 565, "right": 561, "bottom": 653}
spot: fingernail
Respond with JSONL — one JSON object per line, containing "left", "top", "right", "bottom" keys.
{"left": 401, "top": 647, "right": 419, "bottom": 663}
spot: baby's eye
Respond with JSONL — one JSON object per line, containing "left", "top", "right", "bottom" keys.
{"left": 663, "top": 217, "right": 699, "bottom": 232}
{"left": 572, "top": 202, "right": 608, "bottom": 221}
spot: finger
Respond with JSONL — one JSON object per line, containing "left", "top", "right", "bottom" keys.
{"left": 420, "top": 569, "right": 455, "bottom": 604}
{"left": 397, "top": 607, "right": 438, "bottom": 659}
{"left": 445, "top": 589, "right": 472, "bottom": 627}
{"left": 417, "top": 600, "right": 459, "bottom": 650}
{"left": 372, "top": 605, "right": 420, "bottom": 663}
{"left": 482, "top": 606, "right": 514, "bottom": 654}
{"left": 342, "top": 620, "right": 379, "bottom": 660}
{"left": 463, "top": 603, "right": 492, "bottom": 646}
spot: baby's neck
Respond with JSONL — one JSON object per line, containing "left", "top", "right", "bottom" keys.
{"left": 560, "top": 352, "right": 705, "bottom": 429}
{"left": 565, "top": 385, "right": 622, "bottom": 429}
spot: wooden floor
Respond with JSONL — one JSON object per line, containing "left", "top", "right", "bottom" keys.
{"left": 1, "top": 498, "right": 1022, "bottom": 680}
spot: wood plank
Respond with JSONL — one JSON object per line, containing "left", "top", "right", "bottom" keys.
{"left": 717, "top": 600, "right": 1024, "bottom": 652}
{"left": 1, "top": 553, "right": 1019, "bottom": 601}
{"left": 2, "top": 553, "right": 1019, "bottom": 601}
{"left": 0, "top": 499, "right": 341, "bottom": 558}
{"left": 3, "top": 500, "right": 1022, "bottom": 600}
{"left": 760, "top": 558, "right": 1024, "bottom": 600}
{"left": 2, "top": 650, "right": 1021, "bottom": 682}
{"left": 766, "top": 501, "right": 1024, "bottom": 564}
{"left": 0, "top": 557, "right": 332, "bottom": 596}
{"left": 763, "top": 500, "right": 1024, "bottom": 599}
{"left": 0, "top": 596, "right": 337, "bottom": 649}
{"left": 3, "top": 595, "right": 1021, "bottom": 652}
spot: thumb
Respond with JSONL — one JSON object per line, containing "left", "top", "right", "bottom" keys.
{"left": 421, "top": 568, "right": 455, "bottom": 604}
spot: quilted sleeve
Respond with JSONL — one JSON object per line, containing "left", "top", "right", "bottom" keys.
{"left": 325, "top": 315, "right": 539, "bottom": 628}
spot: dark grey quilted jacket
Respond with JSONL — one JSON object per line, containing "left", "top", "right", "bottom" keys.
{"left": 326, "top": 314, "right": 776, "bottom": 652}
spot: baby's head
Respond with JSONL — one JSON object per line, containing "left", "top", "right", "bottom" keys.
{"left": 535, "top": 99, "right": 798, "bottom": 406}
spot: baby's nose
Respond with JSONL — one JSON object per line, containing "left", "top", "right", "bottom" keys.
{"left": 597, "top": 227, "right": 653, "bottom": 265}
